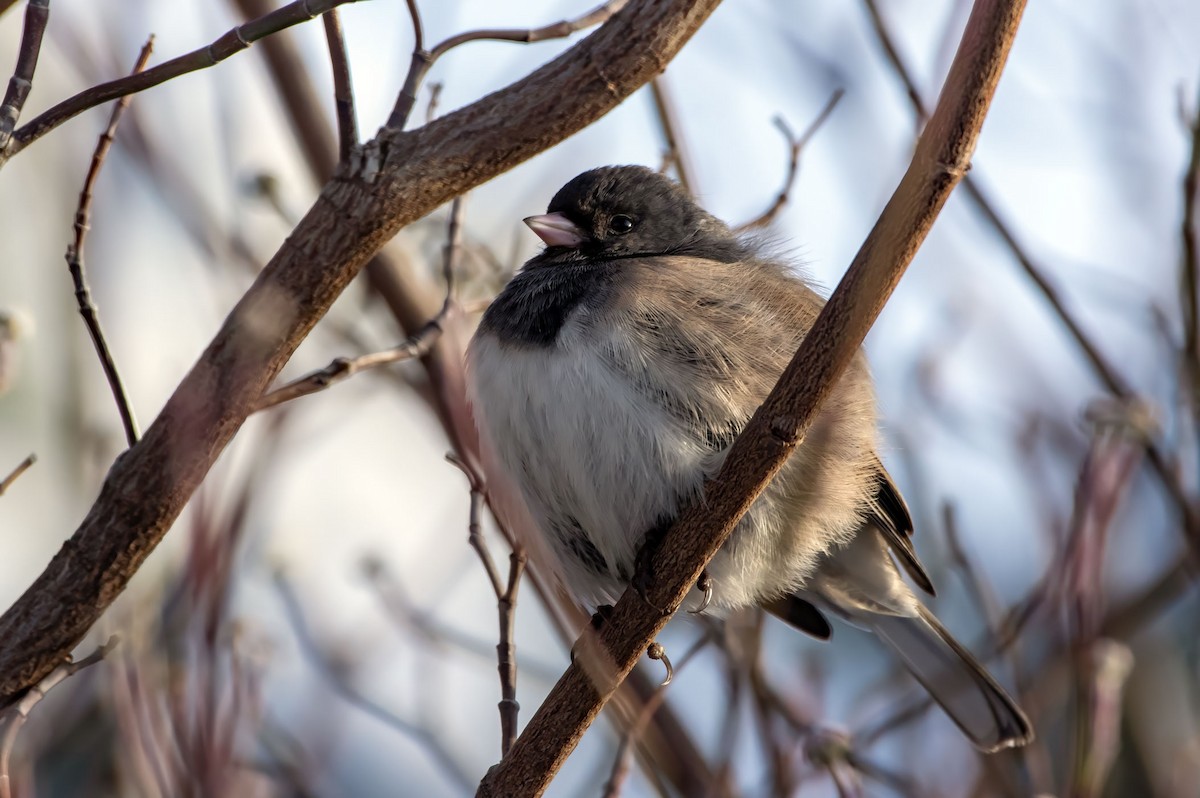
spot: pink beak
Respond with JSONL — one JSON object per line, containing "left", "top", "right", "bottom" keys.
{"left": 524, "top": 212, "right": 586, "bottom": 248}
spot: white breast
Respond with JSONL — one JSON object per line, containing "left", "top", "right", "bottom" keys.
{"left": 468, "top": 319, "right": 712, "bottom": 606}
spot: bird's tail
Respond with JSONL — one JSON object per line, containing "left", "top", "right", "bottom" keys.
{"left": 862, "top": 605, "right": 1033, "bottom": 752}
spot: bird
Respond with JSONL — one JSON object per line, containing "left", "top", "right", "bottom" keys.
{"left": 466, "top": 164, "right": 1033, "bottom": 752}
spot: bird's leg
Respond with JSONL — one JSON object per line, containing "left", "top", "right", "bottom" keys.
{"left": 571, "top": 604, "right": 674, "bottom": 686}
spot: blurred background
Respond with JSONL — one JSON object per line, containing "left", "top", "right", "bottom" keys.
{"left": 0, "top": 0, "right": 1198, "bottom": 795}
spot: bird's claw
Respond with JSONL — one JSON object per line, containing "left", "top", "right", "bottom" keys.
{"left": 688, "top": 570, "right": 713, "bottom": 614}
{"left": 647, "top": 641, "right": 673, "bottom": 686}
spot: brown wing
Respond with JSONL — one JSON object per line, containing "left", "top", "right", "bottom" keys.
{"left": 870, "top": 461, "right": 936, "bottom": 595}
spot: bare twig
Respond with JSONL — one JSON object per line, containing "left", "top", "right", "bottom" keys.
{"left": 255, "top": 196, "right": 462, "bottom": 412}
{"left": 66, "top": 38, "right": 154, "bottom": 448}
{"left": 648, "top": 77, "right": 695, "bottom": 196}
{"left": 0, "top": 454, "right": 35, "bottom": 497}
{"left": 0, "top": 0, "right": 49, "bottom": 152}
{"left": 736, "top": 89, "right": 845, "bottom": 232}
{"left": 321, "top": 10, "right": 358, "bottom": 162}
{"left": 388, "top": 0, "right": 629, "bottom": 129}
{"left": 478, "top": 2, "right": 1028, "bottom": 794}
{"left": 1, "top": 0, "right": 366, "bottom": 164}
{"left": 446, "top": 451, "right": 528, "bottom": 757}
{"left": 272, "top": 573, "right": 473, "bottom": 792}
{"left": 253, "top": 321, "right": 445, "bottom": 411}
{"left": 0, "top": 636, "right": 118, "bottom": 798}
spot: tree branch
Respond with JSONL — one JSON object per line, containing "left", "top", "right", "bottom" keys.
{"left": 0, "top": 0, "right": 367, "bottom": 165}
{"left": 66, "top": 38, "right": 154, "bottom": 448}
{"left": 0, "top": 454, "right": 35, "bottom": 498}
{"left": 0, "top": 0, "right": 724, "bottom": 710}
{"left": 477, "top": 1, "right": 1027, "bottom": 795}
{"left": 0, "top": 0, "right": 49, "bottom": 152}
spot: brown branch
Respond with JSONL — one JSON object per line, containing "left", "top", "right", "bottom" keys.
{"left": 321, "top": 10, "right": 357, "bottom": 162}
{"left": 388, "top": 0, "right": 629, "bottom": 129}
{"left": 477, "top": 1, "right": 1027, "bottom": 795}
{"left": 736, "top": 89, "right": 845, "bottom": 232}
{"left": 0, "top": 0, "right": 49, "bottom": 152}
{"left": 446, "top": 442, "right": 528, "bottom": 758}
{"left": 861, "top": 0, "right": 1200, "bottom": 557}
{"left": 0, "top": 0, "right": 367, "bottom": 164}
{"left": 649, "top": 77, "right": 695, "bottom": 196}
{"left": 0, "top": 1, "right": 23, "bottom": 20}
{"left": 0, "top": 454, "right": 34, "bottom": 498}
{"left": 0, "top": 0, "right": 722, "bottom": 710}
{"left": 66, "top": 38, "right": 153, "bottom": 448}
{"left": 0, "top": 636, "right": 117, "bottom": 798}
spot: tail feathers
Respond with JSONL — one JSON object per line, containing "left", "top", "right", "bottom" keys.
{"left": 865, "top": 606, "right": 1034, "bottom": 753}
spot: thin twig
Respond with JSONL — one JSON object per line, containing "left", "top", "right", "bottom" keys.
{"left": 0, "top": 0, "right": 366, "bottom": 164}
{"left": 0, "top": 636, "right": 118, "bottom": 798}
{"left": 446, "top": 451, "right": 528, "bottom": 757}
{"left": 387, "top": 0, "right": 629, "bottom": 129}
{"left": 648, "top": 77, "right": 695, "bottom": 196}
{"left": 256, "top": 196, "right": 464, "bottom": 412}
{"left": 321, "top": 10, "right": 358, "bottom": 162}
{"left": 252, "top": 321, "right": 446, "bottom": 411}
{"left": 0, "top": 454, "right": 35, "bottom": 497}
{"left": 736, "top": 89, "right": 845, "bottom": 232}
{"left": 272, "top": 573, "right": 473, "bottom": 793}
{"left": 66, "top": 38, "right": 154, "bottom": 447}
{"left": 0, "top": 0, "right": 49, "bottom": 152}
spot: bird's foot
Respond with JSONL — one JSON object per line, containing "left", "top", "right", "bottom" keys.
{"left": 632, "top": 517, "right": 673, "bottom": 616}
{"left": 688, "top": 570, "right": 713, "bottom": 614}
{"left": 572, "top": 604, "right": 674, "bottom": 686}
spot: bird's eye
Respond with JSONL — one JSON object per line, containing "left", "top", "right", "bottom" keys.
{"left": 610, "top": 215, "right": 634, "bottom": 234}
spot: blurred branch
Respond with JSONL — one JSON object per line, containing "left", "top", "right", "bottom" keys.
{"left": 0, "top": 454, "right": 34, "bottom": 497}
{"left": 1179, "top": 83, "right": 1200, "bottom": 418}
{"left": 272, "top": 573, "right": 473, "bottom": 792}
{"left": 863, "top": 0, "right": 1200, "bottom": 559}
{"left": 0, "top": 1, "right": 24, "bottom": 20}
{"left": 0, "top": 0, "right": 367, "bottom": 165}
{"left": 649, "top": 77, "right": 695, "bottom": 196}
{"left": 0, "top": 0, "right": 48, "bottom": 152}
{"left": 0, "top": 636, "right": 118, "bottom": 798}
{"left": 736, "top": 89, "right": 845, "bottom": 232}
{"left": 388, "top": 0, "right": 630, "bottom": 129}
{"left": 1069, "top": 641, "right": 1134, "bottom": 798}
{"left": 321, "top": 10, "right": 357, "bottom": 162}
{"left": 66, "top": 38, "right": 154, "bottom": 448}
{"left": 0, "top": 0, "right": 722, "bottom": 711}
{"left": 478, "top": 1, "right": 1027, "bottom": 794}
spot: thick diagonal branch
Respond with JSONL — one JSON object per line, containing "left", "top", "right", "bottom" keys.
{"left": 0, "top": 0, "right": 724, "bottom": 707}
{"left": 477, "top": 1, "right": 1027, "bottom": 795}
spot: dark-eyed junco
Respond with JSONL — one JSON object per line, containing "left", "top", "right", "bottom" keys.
{"left": 467, "top": 165, "right": 1033, "bottom": 752}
